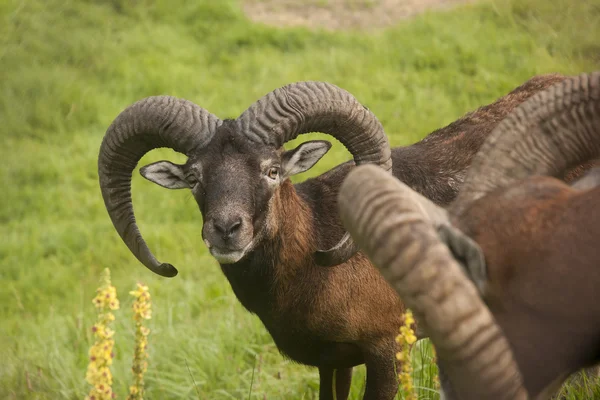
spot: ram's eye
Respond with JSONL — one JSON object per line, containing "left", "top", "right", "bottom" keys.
{"left": 267, "top": 167, "right": 279, "bottom": 180}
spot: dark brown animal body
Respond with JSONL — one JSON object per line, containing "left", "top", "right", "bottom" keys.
{"left": 98, "top": 75, "right": 588, "bottom": 400}
{"left": 222, "top": 178, "right": 404, "bottom": 399}
{"left": 338, "top": 72, "right": 600, "bottom": 400}
{"left": 454, "top": 176, "right": 600, "bottom": 398}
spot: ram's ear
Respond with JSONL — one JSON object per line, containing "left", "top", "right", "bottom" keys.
{"left": 282, "top": 140, "right": 332, "bottom": 179}
{"left": 437, "top": 223, "right": 487, "bottom": 295}
{"left": 140, "top": 161, "right": 190, "bottom": 189}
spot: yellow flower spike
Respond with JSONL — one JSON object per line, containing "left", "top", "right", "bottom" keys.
{"left": 86, "top": 268, "right": 119, "bottom": 400}
{"left": 397, "top": 309, "right": 417, "bottom": 400}
{"left": 127, "top": 283, "right": 152, "bottom": 400}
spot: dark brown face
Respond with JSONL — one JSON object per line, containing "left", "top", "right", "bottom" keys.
{"left": 140, "top": 121, "right": 332, "bottom": 264}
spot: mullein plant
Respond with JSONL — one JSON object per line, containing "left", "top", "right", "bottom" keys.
{"left": 396, "top": 309, "right": 418, "bottom": 400}
{"left": 86, "top": 268, "right": 120, "bottom": 400}
{"left": 127, "top": 283, "right": 152, "bottom": 400}
{"left": 432, "top": 346, "right": 440, "bottom": 391}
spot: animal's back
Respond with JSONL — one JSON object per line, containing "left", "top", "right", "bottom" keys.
{"left": 307, "top": 74, "right": 573, "bottom": 208}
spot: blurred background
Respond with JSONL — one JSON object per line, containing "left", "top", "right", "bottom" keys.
{"left": 1, "top": 0, "right": 599, "bottom": 398}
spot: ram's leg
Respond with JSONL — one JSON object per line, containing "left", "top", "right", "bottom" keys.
{"left": 335, "top": 368, "right": 353, "bottom": 400}
{"left": 319, "top": 367, "right": 353, "bottom": 400}
{"left": 362, "top": 340, "right": 399, "bottom": 400}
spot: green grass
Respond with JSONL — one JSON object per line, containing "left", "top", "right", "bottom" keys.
{"left": 1, "top": 0, "right": 599, "bottom": 398}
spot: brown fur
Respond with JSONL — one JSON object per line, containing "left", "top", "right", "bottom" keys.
{"left": 454, "top": 177, "right": 600, "bottom": 398}
{"left": 258, "top": 181, "right": 404, "bottom": 399}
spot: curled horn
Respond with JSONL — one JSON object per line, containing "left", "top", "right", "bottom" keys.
{"left": 338, "top": 165, "right": 528, "bottom": 400}
{"left": 98, "top": 96, "right": 222, "bottom": 277}
{"left": 451, "top": 72, "right": 600, "bottom": 216}
{"left": 235, "top": 81, "right": 392, "bottom": 267}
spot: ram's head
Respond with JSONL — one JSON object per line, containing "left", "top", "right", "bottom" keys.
{"left": 98, "top": 82, "right": 391, "bottom": 276}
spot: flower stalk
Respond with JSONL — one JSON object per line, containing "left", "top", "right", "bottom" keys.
{"left": 86, "top": 268, "right": 120, "bottom": 400}
{"left": 127, "top": 283, "right": 152, "bottom": 400}
{"left": 396, "top": 308, "right": 417, "bottom": 400}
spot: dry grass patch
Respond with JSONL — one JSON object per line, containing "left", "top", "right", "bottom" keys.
{"left": 242, "top": 0, "right": 479, "bottom": 31}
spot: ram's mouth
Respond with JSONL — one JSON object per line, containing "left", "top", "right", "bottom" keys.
{"left": 205, "top": 240, "right": 254, "bottom": 265}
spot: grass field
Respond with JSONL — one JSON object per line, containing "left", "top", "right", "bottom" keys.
{"left": 1, "top": 0, "right": 600, "bottom": 398}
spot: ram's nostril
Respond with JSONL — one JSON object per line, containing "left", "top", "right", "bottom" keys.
{"left": 229, "top": 220, "right": 242, "bottom": 233}
{"left": 213, "top": 218, "right": 243, "bottom": 239}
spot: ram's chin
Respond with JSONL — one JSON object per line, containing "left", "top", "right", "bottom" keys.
{"left": 211, "top": 250, "right": 244, "bottom": 264}
{"left": 209, "top": 242, "right": 253, "bottom": 264}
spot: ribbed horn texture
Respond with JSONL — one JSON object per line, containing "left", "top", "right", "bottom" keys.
{"left": 236, "top": 81, "right": 392, "bottom": 266}
{"left": 236, "top": 81, "right": 392, "bottom": 170}
{"left": 451, "top": 72, "right": 600, "bottom": 216}
{"left": 98, "top": 96, "right": 222, "bottom": 277}
{"left": 338, "top": 165, "right": 528, "bottom": 400}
